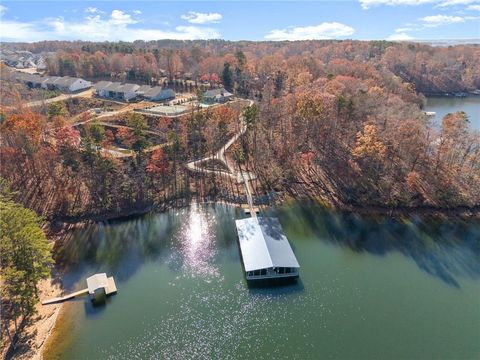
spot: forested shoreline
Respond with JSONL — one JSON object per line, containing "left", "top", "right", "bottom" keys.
{"left": 1, "top": 40, "right": 479, "bottom": 224}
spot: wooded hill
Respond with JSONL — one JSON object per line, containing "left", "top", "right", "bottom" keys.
{"left": 0, "top": 40, "right": 479, "bottom": 220}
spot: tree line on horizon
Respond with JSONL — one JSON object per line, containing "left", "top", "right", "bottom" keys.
{"left": 3, "top": 39, "right": 477, "bottom": 95}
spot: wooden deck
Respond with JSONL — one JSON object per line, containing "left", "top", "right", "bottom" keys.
{"left": 41, "top": 288, "right": 89, "bottom": 305}
{"left": 106, "top": 276, "right": 117, "bottom": 295}
{"left": 242, "top": 204, "right": 260, "bottom": 215}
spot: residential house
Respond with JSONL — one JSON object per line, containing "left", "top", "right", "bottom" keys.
{"left": 17, "top": 73, "right": 44, "bottom": 88}
{"left": 143, "top": 87, "right": 176, "bottom": 102}
{"left": 12, "top": 71, "right": 91, "bottom": 93}
{"left": 53, "top": 77, "right": 92, "bottom": 92}
{"left": 94, "top": 81, "right": 113, "bottom": 97}
{"left": 117, "top": 83, "right": 140, "bottom": 101}
{"left": 135, "top": 85, "right": 153, "bottom": 97}
{"left": 203, "top": 88, "right": 234, "bottom": 103}
{"left": 96, "top": 82, "right": 139, "bottom": 101}
{"left": 41, "top": 76, "right": 62, "bottom": 90}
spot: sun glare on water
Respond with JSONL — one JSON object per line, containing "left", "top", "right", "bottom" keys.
{"left": 178, "top": 205, "right": 219, "bottom": 279}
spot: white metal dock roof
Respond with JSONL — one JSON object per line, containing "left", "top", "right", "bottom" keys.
{"left": 86, "top": 273, "right": 108, "bottom": 294}
{"left": 235, "top": 217, "right": 300, "bottom": 272}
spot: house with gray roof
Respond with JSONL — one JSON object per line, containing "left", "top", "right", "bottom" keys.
{"left": 52, "top": 77, "right": 91, "bottom": 92}
{"left": 41, "top": 76, "right": 62, "bottom": 90}
{"left": 142, "top": 87, "right": 176, "bottom": 102}
{"left": 136, "top": 85, "right": 152, "bottom": 96}
{"left": 12, "top": 71, "right": 91, "bottom": 92}
{"left": 203, "top": 88, "right": 234, "bottom": 103}
{"left": 19, "top": 74, "right": 44, "bottom": 88}
{"left": 94, "top": 81, "right": 113, "bottom": 97}
{"left": 95, "top": 82, "right": 139, "bottom": 101}
{"left": 120, "top": 83, "right": 140, "bottom": 100}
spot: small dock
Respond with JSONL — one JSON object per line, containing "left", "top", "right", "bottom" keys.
{"left": 42, "top": 273, "right": 117, "bottom": 305}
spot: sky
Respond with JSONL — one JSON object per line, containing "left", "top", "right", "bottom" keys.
{"left": 0, "top": 0, "right": 479, "bottom": 42}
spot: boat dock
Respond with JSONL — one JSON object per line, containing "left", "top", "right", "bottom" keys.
{"left": 235, "top": 160, "right": 300, "bottom": 280}
{"left": 235, "top": 216, "right": 300, "bottom": 280}
{"left": 42, "top": 273, "right": 117, "bottom": 305}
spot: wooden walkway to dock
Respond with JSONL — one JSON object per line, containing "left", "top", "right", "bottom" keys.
{"left": 41, "top": 288, "right": 89, "bottom": 305}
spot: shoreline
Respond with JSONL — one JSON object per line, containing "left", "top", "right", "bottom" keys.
{"left": 49, "top": 194, "right": 480, "bottom": 226}
{"left": 2, "top": 276, "right": 63, "bottom": 360}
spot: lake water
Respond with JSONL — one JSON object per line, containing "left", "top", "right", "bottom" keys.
{"left": 425, "top": 96, "right": 480, "bottom": 130}
{"left": 44, "top": 203, "right": 480, "bottom": 359}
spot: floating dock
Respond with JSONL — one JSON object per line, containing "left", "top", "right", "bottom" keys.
{"left": 42, "top": 273, "right": 117, "bottom": 305}
{"left": 235, "top": 217, "right": 300, "bottom": 280}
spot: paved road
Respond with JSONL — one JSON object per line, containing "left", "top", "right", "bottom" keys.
{"left": 23, "top": 88, "right": 94, "bottom": 108}
{"left": 70, "top": 103, "right": 143, "bottom": 126}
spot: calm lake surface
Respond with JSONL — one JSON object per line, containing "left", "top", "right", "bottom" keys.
{"left": 425, "top": 96, "right": 480, "bottom": 130}
{"left": 44, "top": 203, "right": 480, "bottom": 360}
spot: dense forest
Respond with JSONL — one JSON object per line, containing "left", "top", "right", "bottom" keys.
{"left": 0, "top": 40, "right": 479, "bottom": 224}
{"left": 3, "top": 39, "right": 479, "bottom": 94}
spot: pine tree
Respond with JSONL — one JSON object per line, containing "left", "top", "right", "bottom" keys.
{"left": 0, "top": 180, "right": 53, "bottom": 339}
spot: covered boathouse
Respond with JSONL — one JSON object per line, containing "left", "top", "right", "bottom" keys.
{"left": 235, "top": 217, "right": 300, "bottom": 280}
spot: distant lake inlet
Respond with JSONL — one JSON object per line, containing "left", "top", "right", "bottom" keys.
{"left": 425, "top": 95, "right": 480, "bottom": 130}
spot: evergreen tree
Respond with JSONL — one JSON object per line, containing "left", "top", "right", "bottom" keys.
{"left": 127, "top": 113, "right": 150, "bottom": 153}
{"left": 221, "top": 62, "right": 233, "bottom": 92}
{"left": 0, "top": 180, "right": 53, "bottom": 340}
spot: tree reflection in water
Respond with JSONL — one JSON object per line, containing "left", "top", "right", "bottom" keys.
{"left": 53, "top": 205, "right": 237, "bottom": 290}
{"left": 53, "top": 202, "right": 479, "bottom": 291}
{"left": 276, "top": 202, "right": 480, "bottom": 288}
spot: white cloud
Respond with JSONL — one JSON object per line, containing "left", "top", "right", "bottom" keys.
{"left": 360, "top": 0, "right": 433, "bottom": 9}
{"left": 0, "top": 4, "right": 7, "bottom": 16}
{"left": 437, "top": 0, "right": 480, "bottom": 7}
{"left": 421, "top": 14, "right": 465, "bottom": 26}
{"left": 181, "top": 11, "right": 222, "bottom": 24}
{"left": 395, "top": 27, "right": 415, "bottom": 32}
{"left": 265, "top": 22, "right": 355, "bottom": 41}
{"left": 110, "top": 10, "right": 136, "bottom": 25}
{"left": 0, "top": 11, "right": 220, "bottom": 42}
{"left": 387, "top": 32, "right": 414, "bottom": 40}
{"left": 467, "top": 4, "right": 480, "bottom": 9}
{"left": 133, "top": 10, "right": 142, "bottom": 15}
{"left": 388, "top": 11, "right": 477, "bottom": 40}
{"left": 0, "top": 20, "right": 42, "bottom": 41}
{"left": 85, "top": 7, "right": 99, "bottom": 14}
{"left": 359, "top": 0, "right": 480, "bottom": 8}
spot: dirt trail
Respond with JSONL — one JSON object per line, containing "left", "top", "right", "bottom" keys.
{"left": 23, "top": 88, "right": 94, "bottom": 108}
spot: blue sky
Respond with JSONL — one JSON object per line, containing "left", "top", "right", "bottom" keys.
{"left": 0, "top": 1, "right": 479, "bottom": 42}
